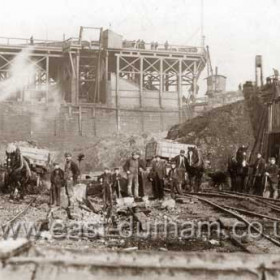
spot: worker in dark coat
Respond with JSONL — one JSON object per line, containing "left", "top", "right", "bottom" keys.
{"left": 168, "top": 161, "right": 182, "bottom": 198}
{"left": 172, "top": 150, "right": 190, "bottom": 190}
{"left": 112, "top": 167, "right": 123, "bottom": 199}
{"left": 99, "top": 167, "right": 113, "bottom": 208}
{"left": 264, "top": 157, "right": 279, "bottom": 199}
{"left": 148, "top": 155, "right": 167, "bottom": 200}
{"left": 50, "top": 163, "right": 65, "bottom": 207}
{"left": 252, "top": 153, "right": 266, "bottom": 196}
{"left": 64, "top": 152, "right": 80, "bottom": 203}
{"left": 123, "top": 152, "right": 146, "bottom": 198}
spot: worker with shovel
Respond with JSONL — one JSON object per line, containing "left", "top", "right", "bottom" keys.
{"left": 263, "top": 157, "right": 279, "bottom": 199}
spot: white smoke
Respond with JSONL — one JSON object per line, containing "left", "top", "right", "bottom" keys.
{"left": 0, "top": 47, "right": 36, "bottom": 102}
{"left": 0, "top": 47, "right": 63, "bottom": 131}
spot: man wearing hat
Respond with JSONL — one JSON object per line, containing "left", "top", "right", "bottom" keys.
{"left": 252, "top": 152, "right": 266, "bottom": 196}
{"left": 264, "top": 157, "right": 279, "bottom": 199}
{"left": 149, "top": 155, "right": 167, "bottom": 200}
{"left": 64, "top": 152, "right": 80, "bottom": 202}
{"left": 172, "top": 150, "right": 190, "bottom": 190}
{"left": 50, "top": 163, "right": 65, "bottom": 207}
{"left": 123, "top": 151, "right": 146, "bottom": 198}
{"left": 168, "top": 161, "right": 182, "bottom": 198}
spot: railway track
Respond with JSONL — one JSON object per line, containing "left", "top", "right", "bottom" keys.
{"left": 178, "top": 191, "right": 280, "bottom": 253}
{"left": 192, "top": 191, "right": 280, "bottom": 213}
{"left": 1, "top": 189, "right": 49, "bottom": 228}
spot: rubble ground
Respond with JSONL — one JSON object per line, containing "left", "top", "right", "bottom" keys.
{"left": 0, "top": 188, "right": 259, "bottom": 253}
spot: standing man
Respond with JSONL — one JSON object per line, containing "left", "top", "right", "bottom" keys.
{"left": 50, "top": 163, "right": 65, "bottom": 207}
{"left": 172, "top": 150, "right": 190, "bottom": 191}
{"left": 168, "top": 161, "right": 182, "bottom": 198}
{"left": 155, "top": 41, "right": 158, "bottom": 50}
{"left": 149, "top": 155, "right": 166, "bottom": 200}
{"left": 99, "top": 167, "right": 113, "bottom": 209}
{"left": 112, "top": 167, "right": 123, "bottom": 199}
{"left": 252, "top": 152, "right": 266, "bottom": 196}
{"left": 64, "top": 152, "right": 80, "bottom": 203}
{"left": 264, "top": 157, "right": 279, "bottom": 199}
{"left": 123, "top": 152, "right": 146, "bottom": 198}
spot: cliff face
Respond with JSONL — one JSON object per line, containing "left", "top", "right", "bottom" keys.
{"left": 167, "top": 101, "right": 255, "bottom": 170}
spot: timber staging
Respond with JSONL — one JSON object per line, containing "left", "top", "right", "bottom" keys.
{"left": 1, "top": 239, "right": 280, "bottom": 279}
{"left": 0, "top": 27, "right": 207, "bottom": 136}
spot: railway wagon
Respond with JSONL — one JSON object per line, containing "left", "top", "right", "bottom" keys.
{"left": 145, "top": 139, "right": 196, "bottom": 161}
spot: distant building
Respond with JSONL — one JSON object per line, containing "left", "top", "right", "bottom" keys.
{"left": 184, "top": 71, "right": 244, "bottom": 118}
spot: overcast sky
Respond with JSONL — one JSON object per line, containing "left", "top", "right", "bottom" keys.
{"left": 1, "top": 0, "right": 279, "bottom": 93}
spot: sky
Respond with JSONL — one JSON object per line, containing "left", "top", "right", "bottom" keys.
{"left": 1, "top": 0, "right": 280, "bottom": 94}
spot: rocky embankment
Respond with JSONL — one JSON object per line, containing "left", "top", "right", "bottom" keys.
{"left": 167, "top": 101, "right": 255, "bottom": 170}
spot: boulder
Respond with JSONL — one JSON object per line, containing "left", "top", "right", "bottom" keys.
{"left": 161, "top": 199, "right": 176, "bottom": 210}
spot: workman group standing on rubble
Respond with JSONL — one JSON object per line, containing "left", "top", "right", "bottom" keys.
{"left": 47, "top": 148, "right": 198, "bottom": 209}
{"left": 5, "top": 143, "right": 280, "bottom": 210}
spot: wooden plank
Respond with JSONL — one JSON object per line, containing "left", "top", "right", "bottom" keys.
{"left": 0, "top": 239, "right": 31, "bottom": 260}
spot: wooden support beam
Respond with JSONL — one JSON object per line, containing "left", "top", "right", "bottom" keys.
{"left": 92, "top": 107, "right": 97, "bottom": 136}
{"left": 268, "top": 104, "right": 273, "bottom": 133}
{"left": 46, "top": 54, "right": 49, "bottom": 103}
{"left": 160, "top": 111, "right": 164, "bottom": 131}
{"left": 78, "top": 106, "right": 82, "bottom": 136}
{"left": 141, "top": 111, "right": 144, "bottom": 132}
{"left": 193, "top": 61, "right": 198, "bottom": 96}
{"left": 178, "top": 60, "right": 183, "bottom": 123}
{"left": 116, "top": 55, "right": 120, "bottom": 133}
{"left": 139, "top": 56, "right": 143, "bottom": 108}
{"left": 76, "top": 51, "right": 80, "bottom": 105}
{"left": 54, "top": 118, "right": 57, "bottom": 136}
{"left": 159, "top": 58, "right": 163, "bottom": 108}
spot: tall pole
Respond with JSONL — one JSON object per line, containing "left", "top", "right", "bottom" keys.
{"left": 201, "top": 0, "right": 205, "bottom": 48}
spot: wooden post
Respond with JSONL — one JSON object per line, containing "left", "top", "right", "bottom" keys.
{"left": 105, "top": 51, "right": 109, "bottom": 105}
{"left": 178, "top": 60, "right": 182, "bottom": 122}
{"left": 268, "top": 104, "right": 273, "bottom": 133}
{"left": 46, "top": 55, "right": 49, "bottom": 103}
{"left": 54, "top": 118, "right": 57, "bottom": 136}
{"left": 116, "top": 55, "right": 121, "bottom": 133}
{"left": 68, "top": 106, "right": 72, "bottom": 118}
{"left": 92, "top": 107, "right": 97, "bottom": 136}
{"left": 140, "top": 56, "right": 143, "bottom": 108}
{"left": 141, "top": 111, "right": 144, "bottom": 132}
{"left": 78, "top": 106, "right": 82, "bottom": 136}
{"left": 193, "top": 61, "right": 198, "bottom": 97}
{"left": 76, "top": 51, "right": 80, "bottom": 105}
{"left": 160, "top": 111, "right": 164, "bottom": 131}
{"left": 159, "top": 58, "right": 163, "bottom": 108}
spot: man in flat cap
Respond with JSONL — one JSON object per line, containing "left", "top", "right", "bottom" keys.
{"left": 64, "top": 152, "right": 80, "bottom": 203}
{"left": 50, "top": 163, "right": 65, "bottom": 207}
{"left": 149, "top": 155, "right": 166, "bottom": 200}
{"left": 123, "top": 151, "right": 146, "bottom": 198}
{"left": 172, "top": 149, "right": 190, "bottom": 190}
{"left": 264, "top": 157, "right": 279, "bottom": 199}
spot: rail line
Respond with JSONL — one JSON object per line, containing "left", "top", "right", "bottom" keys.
{"left": 221, "top": 190, "right": 280, "bottom": 205}
{"left": 2, "top": 189, "right": 49, "bottom": 228}
{"left": 178, "top": 192, "right": 280, "bottom": 252}
{"left": 191, "top": 191, "right": 280, "bottom": 213}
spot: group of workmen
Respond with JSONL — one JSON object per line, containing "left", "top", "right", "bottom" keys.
{"left": 96, "top": 150, "right": 191, "bottom": 209}
{"left": 49, "top": 150, "right": 192, "bottom": 209}
{"left": 250, "top": 153, "right": 280, "bottom": 199}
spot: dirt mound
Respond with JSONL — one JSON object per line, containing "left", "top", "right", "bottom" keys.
{"left": 54, "top": 132, "right": 167, "bottom": 172}
{"left": 167, "top": 101, "right": 255, "bottom": 170}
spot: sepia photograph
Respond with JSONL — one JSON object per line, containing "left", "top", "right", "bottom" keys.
{"left": 0, "top": 0, "right": 280, "bottom": 279}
